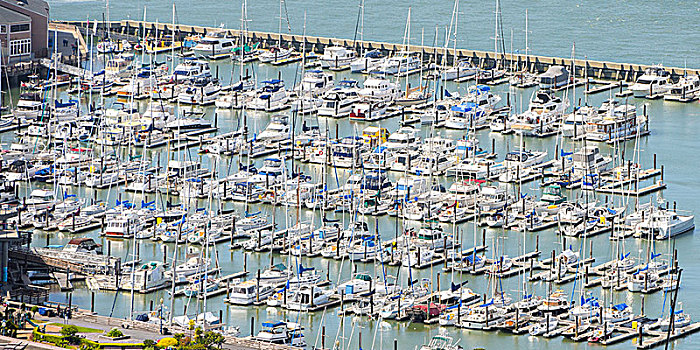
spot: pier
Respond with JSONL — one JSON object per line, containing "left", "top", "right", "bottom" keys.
{"left": 52, "top": 19, "right": 700, "bottom": 82}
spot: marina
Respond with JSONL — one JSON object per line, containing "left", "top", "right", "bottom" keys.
{"left": 0, "top": 0, "right": 698, "bottom": 349}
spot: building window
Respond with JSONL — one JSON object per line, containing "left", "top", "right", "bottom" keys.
{"left": 10, "top": 39, "right": 31, "bottom": 56}
{"left": 10, "top": 24, "right": 30, "bottom": 33}
{"left": 0, "top": 25, "right": 6, "bottom": 34}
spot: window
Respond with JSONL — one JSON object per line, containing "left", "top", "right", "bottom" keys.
{"left": 0, "top": 25, "right": 6, "bottom": 34}
{"left": 10, "top": 39, "right": 31, "bottom": 56}
{"left": 10, "top": 23, "right": 29, "bottom": 33}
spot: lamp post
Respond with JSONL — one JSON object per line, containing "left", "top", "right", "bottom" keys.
{"left": 159, "top": 297, "right": 164, "bottom": 334}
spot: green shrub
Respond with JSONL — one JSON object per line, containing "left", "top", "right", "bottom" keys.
{"left": 105, "top": 328, "right": 124, "bottom": 338}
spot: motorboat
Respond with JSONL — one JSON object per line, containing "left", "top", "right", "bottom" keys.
{"left": 664, "top": 75, "right": 700, "bottom": 102}
{"left": 319, "top": 46, "right": 357, "bottom": 69}
{"left": 602, "top": 303, "right": 633, "bottom": 323}
{"left": 635, "top": 207, "right": 695, "bottom": 240}
{"left": 248, "top": 80, "right": 291, "bottom": 111}
{"left": 295, "top": 70, "right": 334, "bottom": 96}
{"left": 226, "top": 280, "right": 276, "bottom": 305}
{"left": 350, "top": 49, "right": 384, "bottom": 73}
{"left": 529, "top": 316, "right": 559, "bottom": 336}
{"left": 192, "top": 30, "right": 235, "bottom": 57}
{"left": 538, "top": 65, "right": 570, "bottom": 89}
{"left": 511, "top": 91, "right": 569, "bottom": 136}
{"left": 258, "top": 46, "right": 294, "bottom": 63}
{"left": 253, "top": 321, "right": 306, "bottom": 348}
{"left": 584, "top": 104, "right": 648, "bottom": 142}
{"left": 171, "top": 58, "right": 212, "bottom": 83}
{"left": 257, "top": 115, "right": 290, "bottom": 142}
{"left": 629, "top": 65, "right": 671, "bottom": 98}
{"left": 317, "top": 80, "right": 361, "bottom": 117}
{"left": 442, "top": 59, "right": 477, "bottom": 81}
{"left": 358, "top": 77, "right": 399, "bottom": 102}
{"left": 371, "top": 52, "right": 421, "bottom": 75}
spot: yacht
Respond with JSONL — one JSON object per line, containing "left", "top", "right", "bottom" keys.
{"left": 319, "top": 46, "right": 357, "bottom": 69}
{"left": 371, "top": 52, "right": 421, "bottom": 75}
{"left": 317, "top": 80, "right": 361, "bottom": 117}
{"left": 295, "top": 70, "right": 334, "bottom": 96}
{"left": 227, "top": 280, "right": 276, "bottom": 305}
{"left": 654, "top": 303, "right": 692, "bottom": 331}
{"left": 511, "top": 91, "right": 569, "bottom": 136}
{"left": 629, "top": 65, "right": 671, "bottom": 98}
{"left": 358, "top": 77, "right": 399, "bottom": 102}
{"left": 664, "top": 75, "right": 700, "bottom": 102}
{"left": 584, "top": 104, "right": 648, "bottom": 142}
{"left": 257, "top": 115, "right": 290, "bottom": 142}
{"left": 248, "top": 80, "right": 291, "bottom": 111}
{"left": 253, "top": 321, "right": 306, "bottom": 348}
{"left": 192, "top": 30, "right": 235, "bottom": 57}
{"left": 171, "top": 58, "right": 212, "bottom": 83}
{"left": 350, "top": 49, "right": 384, "bottom": 73}
{"left": 442, "top": 59, "right": 478, "bottom": 81}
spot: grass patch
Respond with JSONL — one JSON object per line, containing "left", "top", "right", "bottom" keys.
{"left": 46, "top": 323, "right": 104, "bottom": 333}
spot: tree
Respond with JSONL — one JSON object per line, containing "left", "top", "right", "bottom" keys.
{"left": 143, "top": 339, "right": 156, "bottom": 350}
{"left": 203, "top": 331, "right": 224, "bottom": 349}
{"left": 60, "top": 325, "right": 78, "bottom": 337}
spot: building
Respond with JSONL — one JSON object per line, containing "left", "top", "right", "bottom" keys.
{"left": 0, "top": 0, "right": 49, "bottom": 64}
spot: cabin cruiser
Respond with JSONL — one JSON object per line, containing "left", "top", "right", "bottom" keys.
{"left": 460, "top": 301, "right": 507, "bottom": 329}
{"left": 635, "top": 207, "right": 695, "bottom": 240}
{"left": 561, "top": 105, "right": 598, "bottom": 137}
{"left": 629, "top": 65, "right": 671, "bottom": 98}
{"left": 171, "top": 58, "right": 212, "bottom": 83}
{"left": 664, "top": 75, "right": 700, "bottom": 102}
{"left": 584, "top": 104, "right": 648, "bottom": 142}
{"left": 349, "top": 101, "right": 391, "bottom": 121}
{"left": 371, "top": 52, "right": 421, "bottom": 75}
{"left": 258, "top": 46, "right": 294, "bottom": 63}
{"left": 442, "top": 59, "right": 477, "bottom": 81}
{"left": 358, "top": 77, "right": 399, "bottom": 102}
{"left": 538, "top": 65, "right": 570, "bottom": 89}
{"left": 445, "top": 102, "right": 488, "bottom": 130}
{"left": 286, "top": 285, "right": 334, "bottom": 311}
{"left": 257, "top": 115, "right": 290, "bottom": 142}
{"left": 382, "top": 126, "right": 420, "bottom": 151}
{"left": 571, "top": 145, "right": 612, "bottom": 176}
{"left": 350, "top": 49, "right": 384, "bottom": 72}
{"left": 446, "top": 158, "right": 504, "bottom": 179}
{"left": 192, "top": 30, "right": 235, "bottom": 56}
{"left": 177, "top": 77, "right": 221, "bottom": 105}
{"left": 319, "top": 46, "right": 356, "bottom": 69}
{"left": 497, "top": 149, "right": 548, "bottom": 182}
{"left": 295, "top": 70, "right": 334, "bottom": 96}
{"left": 253, "top": 321, "right": 305, "bottom": 348}
{"left": 227, "top": 280, "right": 276, "bottom": 305}
{"left": 317, "top": 80, "right": 361, "bottom": 117}
{"left": 511, "top": 91, "right": 569, "bottom": 136}
{"left": 120, "top": 261, "right": 169, "bottom": 292}
{"left": 248, "top": 80, "right": 291, "bottom": 111}
{"left": 537, "top": 290, "right": 569, "bottom": 315}
{"left": 249, "top": 158, "right": 286, "bottom": 185}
